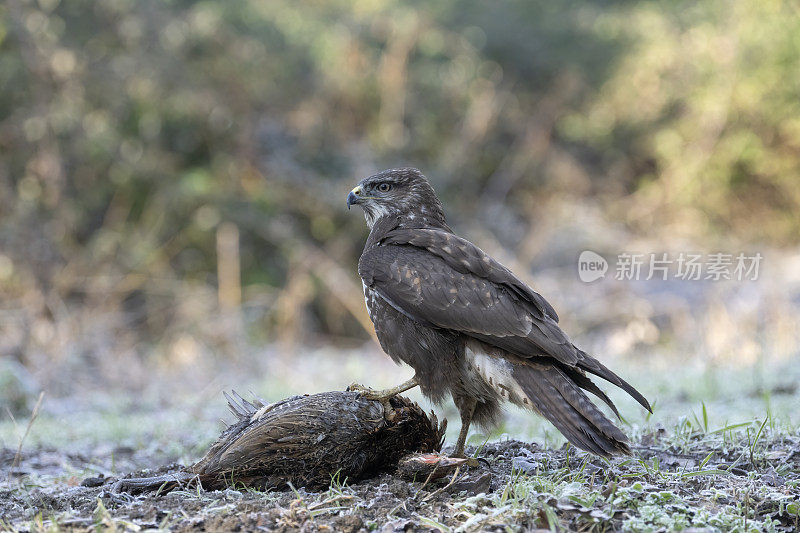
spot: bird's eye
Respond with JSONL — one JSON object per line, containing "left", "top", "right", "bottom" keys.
{"left": 377, "top": 182, "right": 392, "bottom": 193}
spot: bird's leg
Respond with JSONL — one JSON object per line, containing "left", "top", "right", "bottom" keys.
{"left": 347, "top": 376, "right": 419, "bottom": 401}
{"left": 348, "top": 376, "right": 420, "bottom": 422}
{"left": 453, "top": 397, "right": 479, "bottom": 466}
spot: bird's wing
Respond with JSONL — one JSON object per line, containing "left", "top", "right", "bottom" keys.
{"left": 359, "top": 240, "right": 578, "bottom": 365}
{"left": 380, "top": 228, "right": 560, "bottom": 322}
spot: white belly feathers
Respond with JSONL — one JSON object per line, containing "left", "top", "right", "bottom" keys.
{"left": 362, "top": 281, "right": 374, "bottom": 321}
{"left": 464, "top": 344, "right": 531, "bottom": 408}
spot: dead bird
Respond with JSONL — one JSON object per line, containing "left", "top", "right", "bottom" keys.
{"left": 111, "top": 390, "right": 445, "bottom": 493}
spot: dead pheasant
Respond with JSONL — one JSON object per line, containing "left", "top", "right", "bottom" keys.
{"left": 111, "top": 390, "right": 445, "bottom": 493}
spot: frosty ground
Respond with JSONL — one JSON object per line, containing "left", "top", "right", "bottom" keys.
{"left": 2, "top": 425, "right": 800, "bottom": 532}
{"left": 2, "top": 355, "right": 800, "bottom": 532}
{"left": 3, "top": 300, "right": 800, "bottom": 532}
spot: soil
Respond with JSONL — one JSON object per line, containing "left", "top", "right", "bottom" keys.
{"left": 3, "top": 432, "right": 800, "bottom": 532}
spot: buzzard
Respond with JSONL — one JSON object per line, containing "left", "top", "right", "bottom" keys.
{"left": 347, "top": 168, "right": 651, "bottom": 458}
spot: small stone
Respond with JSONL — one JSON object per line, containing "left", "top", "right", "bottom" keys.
{"left": 332, "top": 514, "right": 364, "bottom": 533}
{"left": 80, "top": 474, "right": 106, "bottom": 488}
{"left": 512, "top": 457, "right": 539, "bottom": 474}
{"left": 450, "top": 472, "right": 491, "bottom": 495}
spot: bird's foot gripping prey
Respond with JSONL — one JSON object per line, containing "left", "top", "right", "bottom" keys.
{"left": 347, "top": 376, "right": 420, "bottom": 402}
{"left": 347, "top": 376, "right": 419, "bottom": 420}
{"left": 347, "top": 168, "right": 652, "bottom": 461}
{"left": 348, "top": 377, "right": 477, "bottom": 465}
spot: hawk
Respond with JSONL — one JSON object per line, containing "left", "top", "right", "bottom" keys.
{"left": 347, "top": 168, "right": 651, "bottom": 458}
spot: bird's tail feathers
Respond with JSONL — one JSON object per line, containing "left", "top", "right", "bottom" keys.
{"left": 512, "top": 364, "right": 630, "bottom": 457}
{"left": 575, "top": 349, "right": 652, "bottom": 414}
{"left": 561, "top": 367, "right": 621, "bottom": 419}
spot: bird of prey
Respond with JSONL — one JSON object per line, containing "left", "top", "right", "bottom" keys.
{"left": 346, "top": 168, "right": 651, "bottom": 458}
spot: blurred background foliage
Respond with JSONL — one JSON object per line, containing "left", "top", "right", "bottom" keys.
{"left": 1, "top": 0, "right": 799, "bottom": 406}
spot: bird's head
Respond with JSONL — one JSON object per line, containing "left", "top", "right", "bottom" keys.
{"left": 346, "top": 168, "right": 447, "bottom": 229}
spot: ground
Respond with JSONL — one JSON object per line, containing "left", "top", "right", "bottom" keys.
{"left": 2, "top": 315, "right": 800, "bottom": 531}
{"left": 2, "top": 408, "right": 799, "bottom": 532}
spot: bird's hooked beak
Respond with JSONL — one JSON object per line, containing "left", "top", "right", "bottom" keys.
{"left": 346, "top": 185, "right": 362, "bottom": 209}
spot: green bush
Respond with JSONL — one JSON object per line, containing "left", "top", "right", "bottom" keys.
{"left": 0, "top": 0, "right": 797, "bottom": 347}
